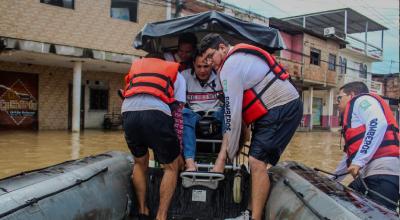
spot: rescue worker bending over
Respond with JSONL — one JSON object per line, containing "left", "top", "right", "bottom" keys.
{"left": 181, "top": 52, "right": 224, "bottom": 171}
{"left": 199, "top": 34, "right": 303, "bottom": 220}
{"left": 335, "top": 81, "right": 399, "bottom": 211}
{"left": 121, "top": 54, "right": 185, "bottom": 220}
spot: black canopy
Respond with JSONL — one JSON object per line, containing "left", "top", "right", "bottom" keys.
{"left": 134, "top": 10, "right": 285, "bottom": 53}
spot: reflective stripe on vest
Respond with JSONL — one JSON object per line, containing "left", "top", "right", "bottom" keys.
{"left": 123, "top": 58, "right": 179, "bottom": 104}
{"left": 220, "top": 43, "right": 289, "bottom": 125}
{"left": 342, "top": 93, "right": 400, "bottom": 166}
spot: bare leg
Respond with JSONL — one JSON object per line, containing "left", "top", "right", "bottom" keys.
{"left": 249, "top": 156, "right": 269, "bottom": 220}
{"left": 156, "top": 156, "right": 180, "bottom": 220}
{"left": 185, "top": 158, "right": 197, "bottom": 171}
{"left": 132, "top": 152, "right": 150, "bottom": 215}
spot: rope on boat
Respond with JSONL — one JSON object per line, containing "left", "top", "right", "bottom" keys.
{"left": 314, "top": 167, "right": 399, "bottom": 208}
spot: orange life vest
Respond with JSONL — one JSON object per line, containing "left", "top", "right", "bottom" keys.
{"left": 342, "top": 93, "right": 399, "bottom": 166}
{"left": 220, "top": 43, "right": 291, "bottom": 125}
{"left": 123, "top": 58, "right": 179, "bottom": 104}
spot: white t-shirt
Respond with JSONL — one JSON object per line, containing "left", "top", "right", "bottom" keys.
{"left": 334, "top": 95, "right": 400, "bottom": 180}
{"left": 220, "top": 51, "right": 299, "bottom": 159}
{"left": 181, "top": 68, "right": 223, "bottom": 112}
{"left": 174, "top": 73, "right": 186, "bottom": 103}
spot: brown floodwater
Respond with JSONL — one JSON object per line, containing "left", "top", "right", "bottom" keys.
{"left": 0, "top": 130, "right": 345, "bottom": 179}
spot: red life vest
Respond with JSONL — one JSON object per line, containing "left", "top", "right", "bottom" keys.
{"left": 220, "top": 43, "right": 291, "bottom": 125}
{"left": 123, "top": 58, "right": 179, "bottom": 104}
{"left": 342, "top": 93, "right": 399, "bottom": 166}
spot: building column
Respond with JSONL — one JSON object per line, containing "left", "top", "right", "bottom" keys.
{"left": 309, "top": 86, "right": 313, "bottom": 130}
{"left": 72, "top": 61, "right": 82, "bottom": 132}
{"left": 328, "top": 88, "right": 335, "bottom": 129}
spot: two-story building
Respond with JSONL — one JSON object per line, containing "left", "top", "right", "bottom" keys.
{"left": 0, "top": 0, "right": 167, "bottom": 131}
{"left": 283, "top": 8, "right": 387, "bottom": 130}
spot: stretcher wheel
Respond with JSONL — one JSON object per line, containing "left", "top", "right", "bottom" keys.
{"left": 233, "top": 172, "right": 242, "bottom": 203}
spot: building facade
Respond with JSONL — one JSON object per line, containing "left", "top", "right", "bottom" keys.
{"left": 0, "top": 0, "right": 167, "bottom": 130}
{"left": 372, "top": 73, "right": 400, "bottom": 125}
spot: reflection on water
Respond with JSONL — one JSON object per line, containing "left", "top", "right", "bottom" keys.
{"left": 0, "top": 130, "right": 344, "bottom": 179}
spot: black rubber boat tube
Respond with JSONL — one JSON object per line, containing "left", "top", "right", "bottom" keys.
{"left": 283, "top": 178, "right": 330, "bottom": 220}
{"left": 0, "top": 167, "right": 108, "bottom": 218}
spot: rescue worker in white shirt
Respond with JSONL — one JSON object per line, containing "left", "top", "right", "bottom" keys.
{"left": 164, "top": 32, "right": 197, "bottom": 72}
{"left": 181, "top": 52, "right": 224, "bottom": 171}
{"left": 199, "top": 34, "right": 303, "bottom": 220}
{"left": 334, "top": 81, "right": 399, "bottom": 211}
{"left": 121, "top": 54, "right": 186, "bottom": 220}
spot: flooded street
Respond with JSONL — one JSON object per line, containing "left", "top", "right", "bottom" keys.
{"left": 0, "top": 130, "right": 343, "bottom": 179}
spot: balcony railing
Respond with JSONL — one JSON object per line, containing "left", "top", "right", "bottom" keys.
{"left": 345, "top": 35, "right": 383, "bottom": 60}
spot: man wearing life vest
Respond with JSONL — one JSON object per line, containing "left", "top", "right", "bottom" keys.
{"left": 164, "top": 32, "right": 197, "bottom": 72}
{"left": 199, "top": 34, "right": 303, "bottom": 220}
{"left": 181, "top": 52, "right": 224, "bottom": 171}
{"left": 121, "top": 55, "right": 186, "bottom": 220}
{"left": 334, "top": 81, "right": 399, "bottom": 211}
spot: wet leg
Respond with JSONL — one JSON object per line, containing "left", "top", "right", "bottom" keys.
{"left": 156, "top": 156, "right": 180, "bottom": 220}
{"left": 249, "top": 156, "right": 269, "bottom": 220}
{"left": 132, "top": 152, "right": 150, "bottom": 216}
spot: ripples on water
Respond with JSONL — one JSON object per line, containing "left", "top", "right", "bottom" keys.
{"left": 0, "top": 130, "right": 344, "bottom": 179}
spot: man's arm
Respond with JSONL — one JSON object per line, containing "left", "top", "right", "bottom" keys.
{"left": 219, "top": 56, "right": 244, "bottom": 160}
{"left": 350, "top": 96, "right": 387, "bottom": 176}
{"left": 334, "top": 155, "right": 348, "bottom": 182}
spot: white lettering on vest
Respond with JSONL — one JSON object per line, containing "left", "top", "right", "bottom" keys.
{"left": 360, "top": 118, "right": 378, "bottom": 154}
{"left": 225, "top": 96, "right": 231, "bottom": 131}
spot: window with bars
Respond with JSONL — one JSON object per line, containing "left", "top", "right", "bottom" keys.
{"left": 339, "top": 56, "right": 347, "bottom": 74}
{"left": 310, "top": 48, "right": 321, "bottom": 66}
{"left": 359, "top": 63, "right": 367, "bottom": 78}
{"left": 90, "top": 89, "right": 109, "bottom": 110}
{"left": 328, "top": 54, "right": 336, "bottom": 71}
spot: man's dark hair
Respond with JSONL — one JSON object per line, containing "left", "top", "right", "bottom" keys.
{"left": 340, "top": 81, "right": 369, "bottom": 95}
{"left": 198, "top": 33, "right": 229, "bottom": 55}
{"left": 178, "top": 32, "right": 197, "bottom": 48}
{"left": 145, "top": 53, "right": 165, "bottom": 59}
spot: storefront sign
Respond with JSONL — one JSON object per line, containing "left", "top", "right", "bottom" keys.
{"left": 0, "top": 72, "right": 38, "bottom": 130}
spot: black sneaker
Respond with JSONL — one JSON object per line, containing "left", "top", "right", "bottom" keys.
{"left": 137, "top": 213, "right": 151, "bottom": 220}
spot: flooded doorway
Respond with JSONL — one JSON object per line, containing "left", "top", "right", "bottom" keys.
{"left": 312, "top": 97, "right": 323, "bottom": 127}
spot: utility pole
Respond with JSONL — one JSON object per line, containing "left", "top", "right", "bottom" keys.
{"left": 174, "top": 0, "right": 184, "bottom": 18}
{"left": 389, "top": 60, "right": 393, "bottom": 74}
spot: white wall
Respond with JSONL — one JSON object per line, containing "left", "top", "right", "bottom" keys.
{"left": 84, "top": 80, "right": 108, "bottom": 129}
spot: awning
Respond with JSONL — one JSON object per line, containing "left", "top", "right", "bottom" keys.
{"left": 134, "top": 10, "right": 285, "bottom": 53}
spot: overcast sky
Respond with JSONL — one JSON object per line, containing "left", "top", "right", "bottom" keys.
{"left": 223, "top": 0, "right": 399, "bottom": 74}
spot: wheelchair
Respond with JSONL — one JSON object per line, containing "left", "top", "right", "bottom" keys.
{"left": 179, "top": 110, "right": 250, "bottom": 205}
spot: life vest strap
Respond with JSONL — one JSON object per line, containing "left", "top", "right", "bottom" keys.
{"left": 242, "top": 69, "right": 275, "bottom": 112}
{"left": 129, "top": 82, "right": 172, "bottom": 98}
{"left": 131, "top": 72, "right": 174, "bottom": 89}
{"left": 343, "top": 131, "right": 365, "bottom": 152}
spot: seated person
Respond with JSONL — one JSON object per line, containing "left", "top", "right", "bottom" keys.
{"left": 164, "top": 32, "right": 197, "bottom": 72}
{"left": 181, "top": 53, "right": 224, "bottom": 171}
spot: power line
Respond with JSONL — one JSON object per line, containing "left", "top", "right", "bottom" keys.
{"left": 281, "top": 48, "right": 398, "bottom": 74}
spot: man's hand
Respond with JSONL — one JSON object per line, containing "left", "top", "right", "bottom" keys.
{"left": 347, "top": 164, "right": 361, "bottom": 178}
